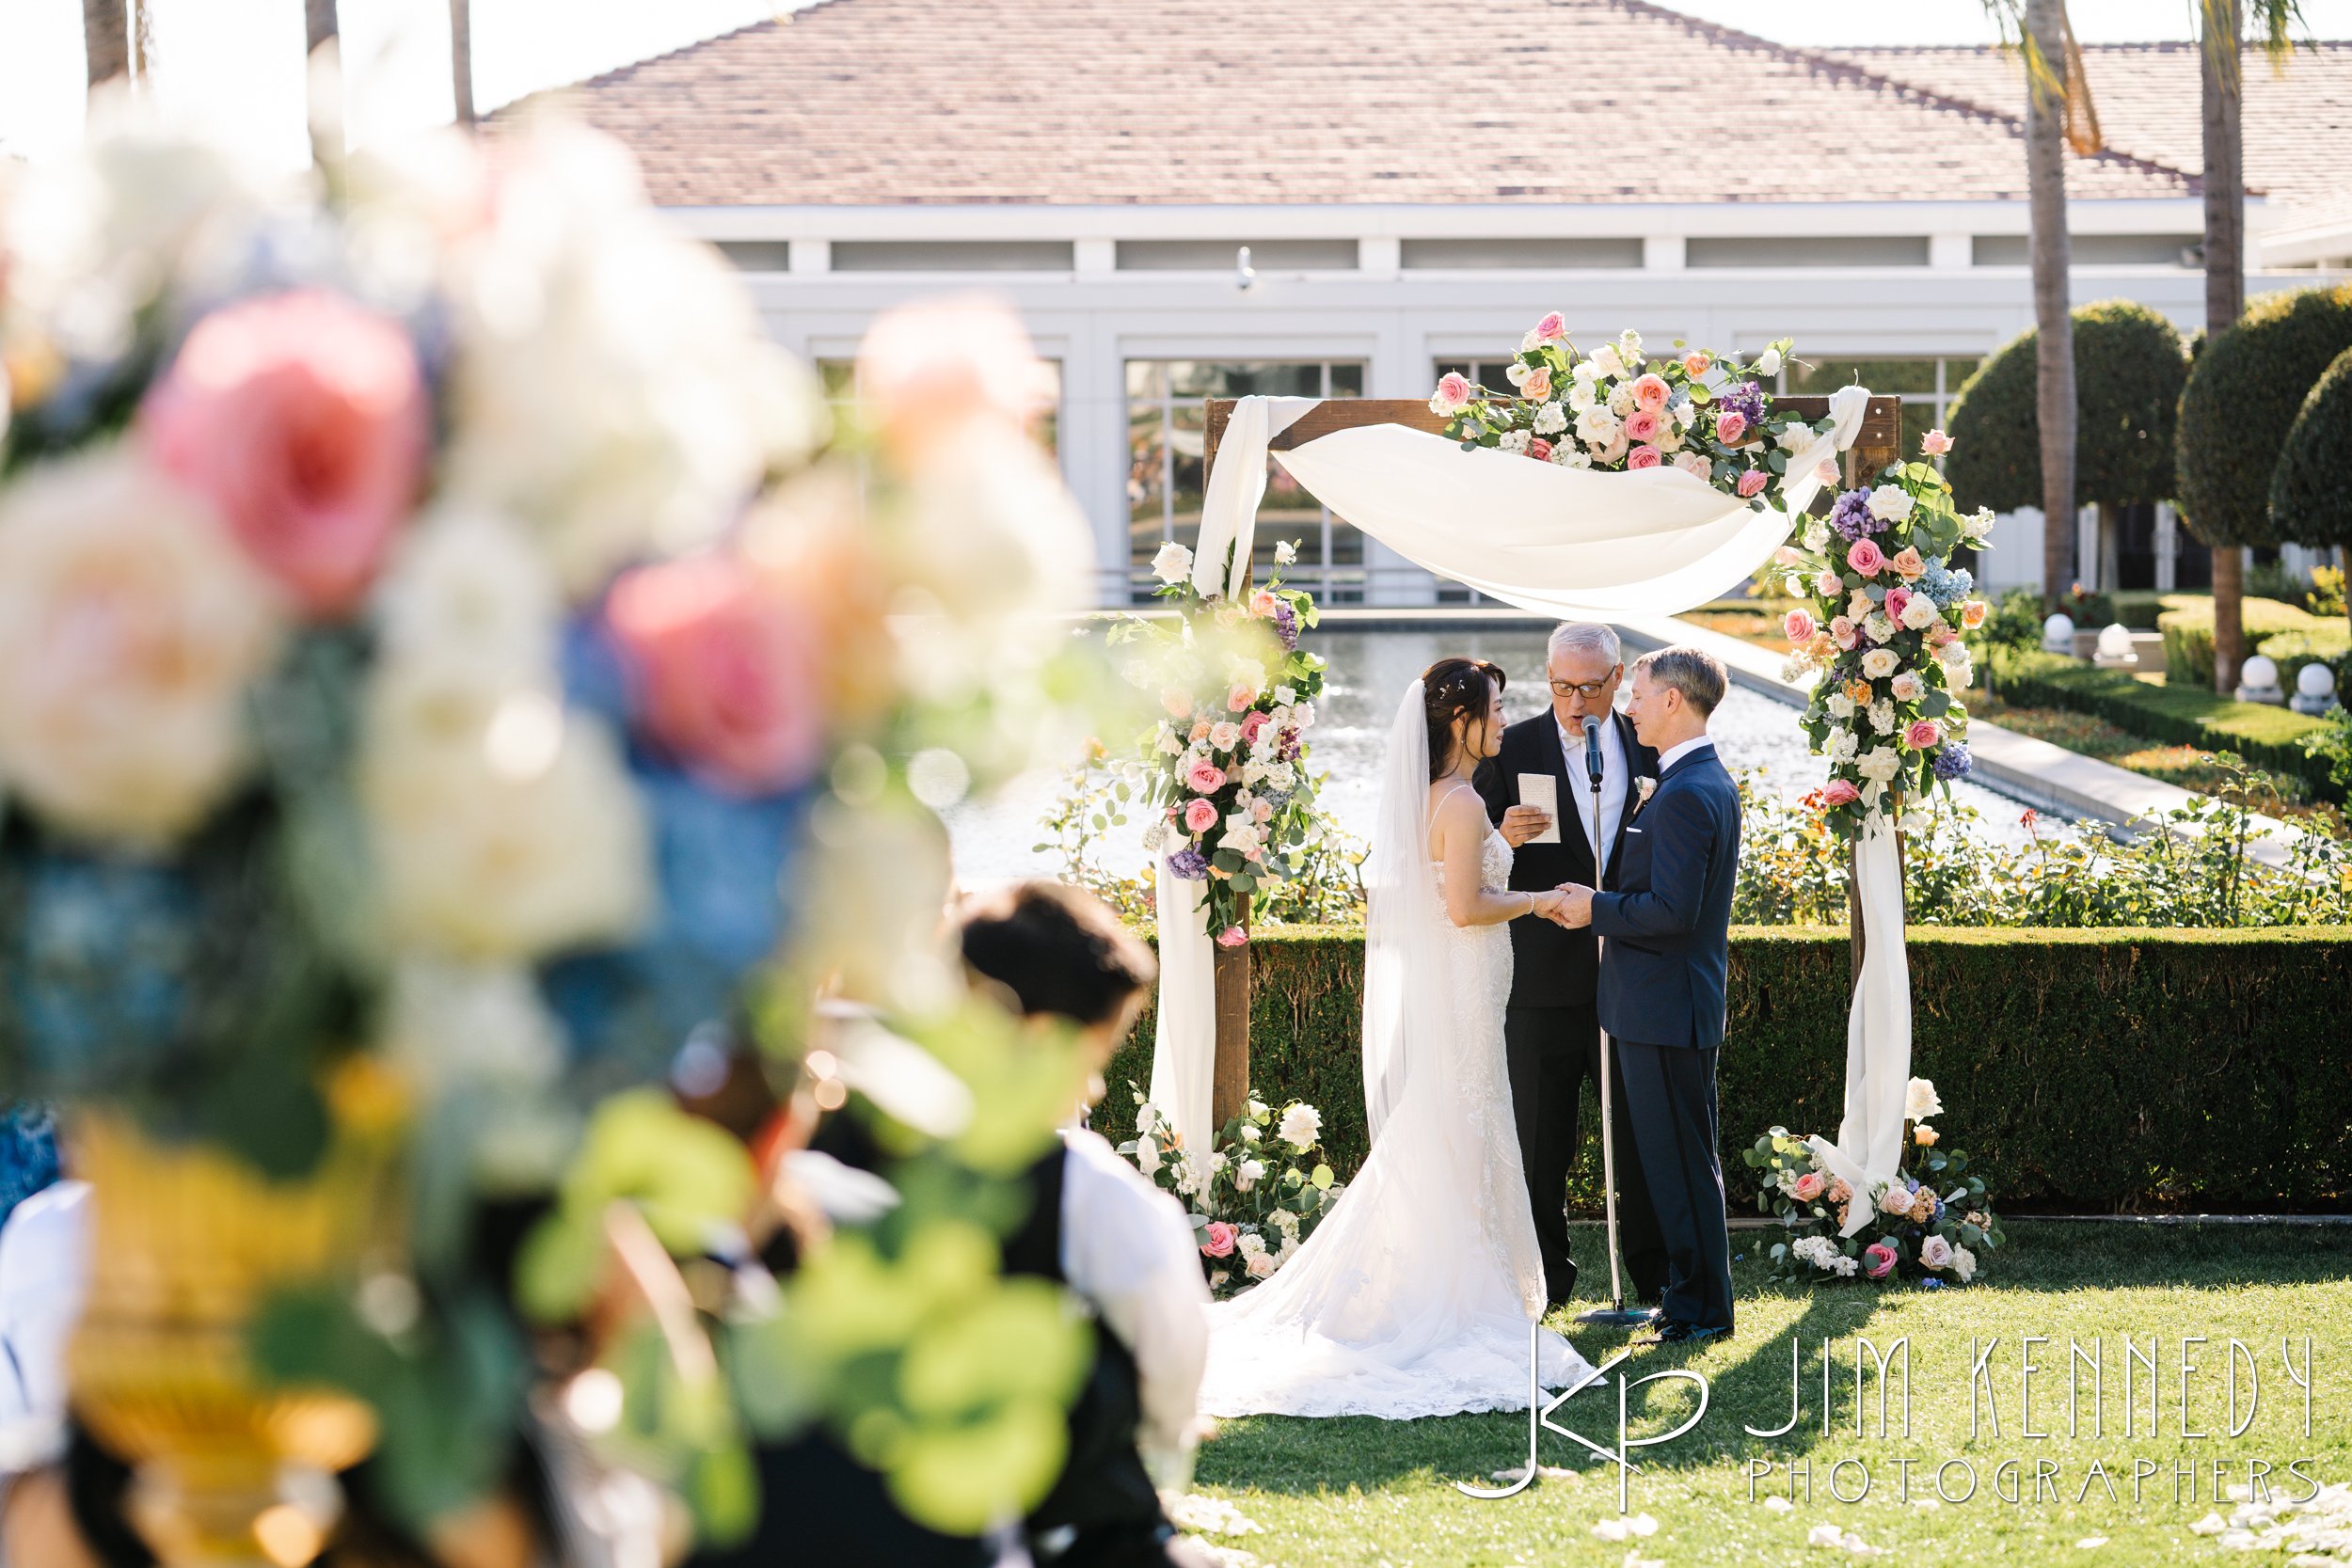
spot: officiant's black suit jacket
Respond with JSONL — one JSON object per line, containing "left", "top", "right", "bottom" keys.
{"left": 1473, "top": 710, "right": 1657, "bottom": 1009}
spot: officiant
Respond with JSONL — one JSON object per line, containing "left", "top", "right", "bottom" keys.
{"left": 1473, "top": 622, "right": 1666, "bottom": 1312}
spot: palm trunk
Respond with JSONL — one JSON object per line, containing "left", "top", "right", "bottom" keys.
{"left": 450, "top": 0, "right": 476, "bottom": 129}
{"left": 2027, "top": 0, "right": 2077, "bottom": 612}
{"left": 83, "top": 0, "right": 128, "bottom": 88}
{"left": 2203, "top": 0, "right": 2249, "bottom": 691}
{"left": 306, "top": 0, "right": 342, "bottom": 166}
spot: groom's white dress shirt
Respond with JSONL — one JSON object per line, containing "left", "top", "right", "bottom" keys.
{"left": 1554, "top": 711, "right": 1627, "bottom": 878}
{"left": 1656, "top": 734, "right": 1715, "bottom": 774}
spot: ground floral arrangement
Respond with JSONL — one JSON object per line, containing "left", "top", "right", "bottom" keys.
{"left": 1741, "top": 1077, "right": 2006, "bottom": 1286}
{"left": 1118, "top": 1085, "right": 1342, "bottom": 1297}
{"left": 1106, "top": 538, "right": 1330, "bottom": 938}
{"left": 1431, "top": 316, "right": 1830, "bottom": 509}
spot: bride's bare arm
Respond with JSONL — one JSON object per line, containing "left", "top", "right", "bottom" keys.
{"left": 1435, "top": 787, "right": 1563, "bottom": 928}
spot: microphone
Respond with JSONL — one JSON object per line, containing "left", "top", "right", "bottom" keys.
{"left": 1582, "top": 714, "right": 1604, "bottom": 788}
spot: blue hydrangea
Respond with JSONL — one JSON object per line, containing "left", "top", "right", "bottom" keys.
{"left": 1917, "top": 560, "right": 1974, "bottom": 610}
{"left": 1829, "top": 487, "right": 1883, "bottom": 541}
{"left": 1933, "top": 741, "right": 1973, "bottom": 781}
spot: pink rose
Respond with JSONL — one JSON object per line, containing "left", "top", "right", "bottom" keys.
{"left": 1597, "top": 434, "right": 1629, "bottom": 466}
{"left": 1790, "top": 1171, "right": 1826, "bottom": 1202}
{"left": 605, "top": 551, "right": 825, "bottom": 796}
{"left": 1534, "top": 311, "right": 1567, "bottom": 342}
{"left": 1190, "top": 719, "right": 1212, "bottom": 742}
{"left": 1816, "top": 459, "right": 1840, "bottom": 484}
{"left": 1623, "top": 408, "right": 1661, "bottom": 443}
{"left": 1714, "top": 410, "right": 1749, "bottom": 447}
{"left": 1250, "top": 591, "right": 1278, "bottom": 616}
{"left": 1905, "top": 718, "right": 1942, "bottom": 751}
{"left": 1922, "top": 428, "right": 1953, "bottom": 456}
{"left": 1216, "top": 925, "right": 1248, "bottom": 948}
{"left": 1185, "top": 759, "right": 1227, "bottom": 794}
{"left": 1433, "top": 371, "right": 1472, "bottom": 412}
{"left": 1630, "top": 373, "right": 1670, "bottom": 411}
{"left": 141, "top": 289, "right": 427, "bottom": 619}
{"left": 1830, "top": 616, "right": 1858, "bottom": 650}
{"left": 854, "top": 297, "right": 1056, "bottom": 454}
{"left": 1681, "top": 351, "right": 1712, "bottom": 377}
{"left": 1251, "top": 798, "right": 1273, "bottom": 823}
{"left": 1846, "top": 538, "right": 1886, "bottom": 577}
{"left": 1891, "top": 546, "right": 1926, "bottom": 580}
{"left": 1184, "top": 799, "right": 1217, "bottom": 832}
{"left": 1674, "top": 451, "right": 1711, "bottom": 481}
{"left": 1962, "top": 599, "right": 1989, "bottom": 629}
{"left": 1227, "top": 683, "right": 1255, "bottom": 713}
{"left": 1821, "top": 779, "right": 1861, "bottom": 807}
{"left": 1528, "top": 437, "right": 1553, "bottom": 462}
{"left": 1627, "top": 444, "right": 1663, "bottom": 470}
{"left": 1863, "top": 1242, "right": 1899, "bottom": 1280}
{"left": 1241, "top": 710, "right": 1272, "bottom": 745}
{"left": 1783, "top": 609, "right": 1818, "bottom": 644}
{"left": 1201, "top": 1221, "right": 1237, "bottom": 1258}
{"left": 1522, "top": 367, "right": 1552, "bottom": 401}
{"left": 1737, "top": 468, "right": 1770, "bottom": 499}
{"left": 1928, "top": 621, "right": 1957, "bottom": 646}
{"left": 1162, "top": 688, "right": 1193, "bottom": 719}
{"left": 1883, "top": 586, "right": 1913, "bottom": 624}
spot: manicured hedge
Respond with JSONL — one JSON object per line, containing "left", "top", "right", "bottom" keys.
{"left": 1102, "top": 927, "right": 2352, "bottom": 1212}
{"left": 2177, "top": 283, "right": 2352, "bottom": 551}
{"left": 1987, "top": 645, "right": 2338, "bottom": 798}
{"left": 2272, "top": 342, "right": 2352, "bottom": 574}
{"left": 2156, "top": 594, "right": 2350, "bottom": 692}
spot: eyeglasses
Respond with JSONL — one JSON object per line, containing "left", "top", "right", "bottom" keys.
{"left": 1549, "top": 678, "right": 1616, "bottom": 700}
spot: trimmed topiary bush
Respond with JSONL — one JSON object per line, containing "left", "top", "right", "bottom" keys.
{"left": 2178, "top": 284, "right": 2352, "bottom": 553}
{"left": 1946, "top": 298, "right": 2187, "bottom": 517}
{"left": 2270, "top": 342, "right": 2352, "bottom": 641}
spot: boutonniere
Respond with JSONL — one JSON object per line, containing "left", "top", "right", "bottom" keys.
{"left": 1630, "top": 776, "right": 1658, "bottom": 817}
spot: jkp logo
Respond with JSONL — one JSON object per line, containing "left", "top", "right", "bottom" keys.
{"left": 1458, "top": 1325, "right": 1709, "bottom": 1512}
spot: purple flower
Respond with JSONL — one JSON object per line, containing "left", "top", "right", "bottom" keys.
{"left": 1717, "top": 379, "right": 1766, "bottom": 427}
{"left": 1271, "top": 599, "right": 1299, "bottom": 651}
{"left": 1932, "top": 741, "right": 1972, "bottom": 782}
{"left": 1829, "top": 487, "right": 1883, "bottom": 542}
{"left": 1275, "top": 728, "right": 1302, "bottom": 764}
{"left": 1168, "top": 848, "right": 1210, "bottom": 880}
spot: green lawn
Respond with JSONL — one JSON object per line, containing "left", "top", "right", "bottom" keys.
{"left": 1186, "top": 1221, "right": 2352, "bottom": 1566}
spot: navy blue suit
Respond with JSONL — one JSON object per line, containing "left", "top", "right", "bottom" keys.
{"left": 1588, "top": 740, "right": 1740, "bottom": 1333}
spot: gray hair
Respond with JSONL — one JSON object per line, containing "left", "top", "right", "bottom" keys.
{"left": 1632, "top": 646, "right": 1727, "bottom": 718}
{"left": 1547, "top": 622, "right": 1622, "bottom": 667}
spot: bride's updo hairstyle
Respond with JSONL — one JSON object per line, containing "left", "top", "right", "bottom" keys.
{"left": 1422, "top": 657, "right": 1505, "bottom": 781}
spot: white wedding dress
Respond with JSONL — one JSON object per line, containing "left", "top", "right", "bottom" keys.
{"left": 1196, "top": 681, "right": 1589, "bottom": 1418}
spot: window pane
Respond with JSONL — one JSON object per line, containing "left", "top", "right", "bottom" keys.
{"left": 1127, "top": 401, "right": 1165, "bottom": 569}
{"left": 1786, "top": 356, "right": 1938, "bottom": 395}
{"left": 1329, "top": 363, "right": 1365, "bottom": 398}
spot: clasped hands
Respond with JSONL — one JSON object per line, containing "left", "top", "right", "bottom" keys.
{"left": 1526, "top": 882, "right": 1595, "bottom": 929}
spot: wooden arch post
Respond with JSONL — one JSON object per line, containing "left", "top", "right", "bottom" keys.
{"left": 1198, "top": 393, "right": 1905, "bottom": 1123}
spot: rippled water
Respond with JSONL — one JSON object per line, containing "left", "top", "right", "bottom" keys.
{"left": 945, "top": 626, "right": 2046, "bottom": 887}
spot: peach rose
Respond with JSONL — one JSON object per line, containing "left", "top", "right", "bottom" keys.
{"left": 1681, "top": 351, "right": 1712, "bottom": 377}
{"left": 1961, "top": 599, "right": 1989, "bottom": 629}
{"left": 1184, "top": 798, "right": 1217, "bottom": 832}
{"left": 1921, "top": 429, "right": 1953, "bottom": 456}
{"left": 1630, "top": 373, "right": 1670, "bottom": 411}
{"left": 1186, "top": 758, "right": 1227, "bottom": 794}
{"left": 1830, "top": 615, "right": 1859, "bottom": 650}
{"left": 1534, "top": 311, "right": 1567, "bottom": 342}
{"left": 1162, "top": 688, "right": 1193, "bottom": 719}
{"left": 1845, "top": 538, "right": 1886, "bottom": 577}
{"left": 1790, "top": 1170, "right": 1827, "bottom": 1202}
{"left": 605, "top": 550, "right": 825, "bottom": 796}
{"left": 1624, "top": 408, "right": 1661, "bottom": 443}
{"left": 1227, "top": 682, "right": 1256, "bottom": 713}
{"left": 1737, "top": 468, "right": 1770, "bottom": 498}
{"left": 142, "top": 289, "right": 428, "bottom": 619}
{"left": 1522, "top": 367, "right": 1553, "bottom": 401}
{"left": 1891, "top": 546, "right": 1926, "bottom": 580}
{"left": 1714, "top": 410, "right": 1749, "bottom": 447}
{"left": 1783, "top": 608, "right": 1818, "bottom": 643}
{"left": 1627, "top": 444, "right": 1663, "bottom": 470}
{"left": 1915, "top": 1125, "right": 1941, "bottom": 1148}
{"left": 1250, "top": 798, "right": 1274, "bottom": 823}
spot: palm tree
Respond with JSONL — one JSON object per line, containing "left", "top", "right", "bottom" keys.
{"left": 2023, "top": 0, "right": 2076, "bottom": 612}
{"left": 83, "top": 0, "right": 128, "bottom": 89}
{"left": 451, "top": 0, "right": 476, "bottom": 129}
{"left": 2200, "top": 0, "right": 2306, "bottom": 691}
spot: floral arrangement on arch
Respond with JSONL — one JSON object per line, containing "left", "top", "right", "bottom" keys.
{"left": 1428, "top": 317, "right": 1832, "bottom": 508}
{"left": 1741, "top": 1077, "right": 2006, "bottom": 1287}
{"left": 1107, "top": 538, "right": 1327, "bottom": 941}
{"left": 1120, "top": 1085, "right": 1343, "bottom": 1297}
{"left": 1772, "top": 429, "right": 1998, "bottom": 838}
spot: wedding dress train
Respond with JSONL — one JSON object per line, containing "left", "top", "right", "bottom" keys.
{"left": 1195, "top": 682, "right": 1589, "bottom": 1418}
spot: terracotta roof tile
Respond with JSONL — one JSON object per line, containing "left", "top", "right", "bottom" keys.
{"left": 522, "top": 0, "right": 2201, "bottom": 207}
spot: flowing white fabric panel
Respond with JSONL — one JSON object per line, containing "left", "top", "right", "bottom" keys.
{"left": 1359, "top": 681, "right": 1454, "bottom": 1142}
{"left": 1808, "top": 816, "right": 1913, "bottom": 1233}
{"left": 1148, "top": 859, "right": 1216, "bottom": 1156}
{"left": 1190, "top": 395, "right": 1319, "bottom": 599}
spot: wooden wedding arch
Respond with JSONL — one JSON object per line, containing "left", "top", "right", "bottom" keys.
{"left": 1197, "top": 391, "right": 1908, "bottom": 1125}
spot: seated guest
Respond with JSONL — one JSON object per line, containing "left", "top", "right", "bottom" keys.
{"left": 955, "top": 882, "right": 1213, "bottom": 1568}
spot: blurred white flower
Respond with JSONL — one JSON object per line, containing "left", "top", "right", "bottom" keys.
{"left": 1134, "top": 1134, "right": 1162, "bottom": 1174}
{"left": 1277, "top": 1102, "right": 1321, "bottom": 1150}
{"left": 1905, "top": 1077, "right": 1944, "bottom": 1120}
{"left": 1273, "top": 540, "right": 1298, "bottom": 567}
{"left": 373, "top": 505, "right": 561, "bottom": 691}
{"left": 1754, "top": 347, "right": 1783, "bottom": 377}
{"left": 1866, "top": 484, "right": 1911, "bottom": 523}
{"left": 1152, "top": 539, "right": 1195, "bottom": 585}
{"left": 1856, "top": 747, "right": 1900, "bottom": 784}
{"left": 0, "top": 449, "right": 287, "bottom": 847}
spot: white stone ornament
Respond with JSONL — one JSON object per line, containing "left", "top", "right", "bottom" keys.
{"left": 2234, "top": 654, "right": 2285, "bottom": 706}
{"left": 2042, "top": 611, "right": 2075, "bottom": 654}
{"left": 2291, "top": 659, "right": 2339, "bottom": 716}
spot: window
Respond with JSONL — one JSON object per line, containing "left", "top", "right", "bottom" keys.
{"left": 1972, "top": 234, "right": 2199, "bottom": 267}
{"left": 1776, "top": 355, "right": 1981, "bottom": 466}
{"left": 1402, "top": 238, "right": 1642, "bottom": 269}
{"left": 714, "top": 241, "right": 793, "bottom": 272}
{"left": 818, "top": 358, "right": 1061, "bottom": 455}
{"left": 1686, "top": 236, "right": 1930, "bottom": 268}
{"left": 1117, "top": 240, "right": 1357, "bottom": 271}
{"left": 829, "top": 241, "right": 1074, "bottom": 273}
{"left": 1125, "top": 360, "right": 1366, "bottom": 603}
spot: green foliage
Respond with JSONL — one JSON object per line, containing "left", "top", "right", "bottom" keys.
{"left": 2271, "top": 343, "right": 2352, "bottom": 557}
{"left": 1967, "top": 585, "right": 2048, "bottom": 654}
{"left": 1989, "top": 643, "right": 2339, "bottom": 796}
{"left": 2304, "top": 704, "right": 2352, "bottom": 793}
{"left": 1945, "top": 299, "right": 2188, "bottom": 515}
{"left": 2176, "top": 283, "right": 2352, "bottom": 549}
{"left": 1104, "top": 927, "right": 2352, "bottom": 1212}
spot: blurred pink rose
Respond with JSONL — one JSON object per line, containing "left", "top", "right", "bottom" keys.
{"left": 1184, "top": 799, "right": 1217, "bottom": 832}
{"left": 1830, "top": 616, "right": 1858, "bottom": 650}
{"left": 1681, "top": 351, "right": 1711, "bottom": 377}
{"left": 1884, "top": 586, "right": 1913, "bottom": 624}
{"left": 1962, "top": 599, "right": 1989, "bottom": 629}
{"left": 1528, "top": 437, "right": 1554, "bottom": 462}
{"left": 1790, "top": 1171, "right": 1827, "bottom": 1202}
{"left": 1433, "top": 372, "right": 1473, "bottom": 412}
{"left": 1534, "top": 312, "right": 1567, "bottom": 342}
{"left": 1863, "top": 1242, "right": 1899, "bottom": 1280}
{"left": 606, "top": 551, "right": 825, "bottom": 795}
{"left": 1250, "top": 798, "right": 1273, "bottom": 823}
{"left": 1227, "top": 682, "right": 1256, "bottom": 713}
{"left": 1921, "top": 428, "right": 1954, "bottom": 456}
{"left": 1821, "top": 780, "right": 1861, "bottom": 807}
{"left": 1737, "top": 468, "right": 1770, "bottom": 499}
{"left": 1674, "top": 451, "right": 1711, "bottom": 481}
{"left": 1905, "top": 718, "right": 1942, "bottom": 750}
{"left": 854, "top": 295, "right": 1056, "bottom": 455}
{"left": 1630, "top": 373, "right": 1670, "bottom": 411}
{"left": 142, "top": 289, "right": 427, "bottom": 619}
{"left": 1522, "top": 367, "right": 1553, "bottom": 401}
{"left": 1627, "top": 444, "right": 1662, "bottom": 470}
{"left": 1201, "top": 1221, "right": 1237, "bottom": 1258}
{"left": 1189, "top": 719, "right": 1212, "bottom": 742}
{"left": 1624, "top": 409, "right": 1661, "bottom": 443}
{"left": 1783, "top": 609, "right": 1818, "bottom": 643}
{"left": 1846, "top": 538, "right": 1886, "bottom": 577}
{"left": 1216, "top": 925, "right": 1248, "bottom": 948}
{"left": 1816, "top": 459, "right": 1840, "bottom": 484}
{"left": 1241, "top": 710, "right": 1272, "bottom": 745}
{"left": 1891, "top": 546, "right": 1926, "bottom": 579}
{"left": 1186, "top": 759, "right": 1227, "bottom": 793}
{"left": 1597, "top": 434, "right": 1629, "bottom": 466}
{"left": 1714, "top": 410, "right": 1749, "bottom": 447}
{"left": 1162, "top": 688, "right": 1192, "bottom": 719}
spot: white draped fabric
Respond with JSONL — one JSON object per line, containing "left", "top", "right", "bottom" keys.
{"left": 1147, "top": 385, "right": 1911, "bottom": 1209}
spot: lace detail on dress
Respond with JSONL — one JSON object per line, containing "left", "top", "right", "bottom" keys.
{"left": 1433, "top": 828, "right": 1536, "bottom": 1307}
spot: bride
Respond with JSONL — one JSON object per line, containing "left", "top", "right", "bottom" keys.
{"left": 1197, "top": 658, "right": 1591, "bottom": 1418}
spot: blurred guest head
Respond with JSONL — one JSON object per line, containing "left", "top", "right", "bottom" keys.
{"left": 958, "top": 881, "right": 1155, "bottom": 1100}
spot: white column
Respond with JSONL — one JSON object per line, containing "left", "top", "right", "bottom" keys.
{"left": 1644, "top": 235, "right": 1686, "bottom": 271}
{"left": 787, "top": 238, "right": 830, "bottom": 276}
{"left": 1929, "top": 232, "right": 1972, "bottom": 270}
{"left": 2154, "top": 501, "right": 2178, "bottom": 592}
{"left": 1358, "top": 235, "right": 1401, "bottom": 279}
{"left": 1074, "top": 237, "right": 1115, "bottom": 277}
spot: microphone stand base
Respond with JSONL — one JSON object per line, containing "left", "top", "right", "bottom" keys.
{"left": 1572, "top": 1305, "right": 1660, "bottom": 1329}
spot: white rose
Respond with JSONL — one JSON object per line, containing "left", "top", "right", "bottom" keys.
{"left": 1847, "top": 590, "right": 1875, "bottom": 622}
{"left": 1245, "top": 1250, "right": 1278, "bottom": 1279}
{"left": 1519, "top": 328, "right": 1542, "bottom": 353}
{"left": 1890, "top": 672, "right": 1925, "bottom": 703}
{"left": 1755, "top": 347, "right": 1783, "bottom": 377}
{"left": 1856, "top": 746, "right": 1901, "bottom": 784}
{"left": 1905, "top": 1077, "right": 1945, "bottom": 1120}
{"left": 1861, "top": 647, "right": 1899, "bottom": 679}
{"left": 1576, "top": 406, "right": 1623, "bottom": 447}
{"left": 1207, "top": 1149, "right": 1229, "bottom": 1176}
{"left": 1950, "top": 1244, "right": 1977, "bottom": 1283}
{"left": 1273, "top": 685, "right": 1297, "bottom": 706}
{"left": 1152, "top": 538, "right": 1195, "bottom": 585}
{"left": 0, "top": 450, "right": 288, "bottom": 847}
{"left": 1505, "top": 361, "right": 1532, "bottom": 388}
{"left": 1778, "top": 422, "right": 1814, "bottom": 452}
{"left": 1590, "top": 344, "right": 1626, "bottom": 380}
{"left": 1292, "top": 701, "right": 1316, "bottom": 730}
{"left": 1825, "top": 692, "right": 1855, "bottom": 721}
{"left": 1567, "top": 380, "right": 1597, "bottom": 413}
{"left": 1209, "top": 721, "right": 1242, "bottom": 752}
{"left": 1533, "top": 401, "right": 1567, "bottom": 436}
{"left": 1866, "top": 484, "right": 1911, "bottom": 523}
{"left": 1673, "top": 399, "right": 1697, "bottom": 430}
{"left": 1234, "top": 1158, "right": 1265, "bottom": 1192}
{"left": 1134, "top": 1134, "right": 1161, "bottom": 1174}
{"left": 1900, "top": 594, "right": 1941, "bottom": 631}
{"left": 1274, "top": 539, "right": 1298, "bottom": 566}
{"left": 1277, "top": 1102, "right": 1322, "bottom": 1150}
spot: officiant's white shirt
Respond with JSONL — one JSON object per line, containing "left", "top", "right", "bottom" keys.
{"left": 1555, "top": 711, "right": 1627, "bottom": 878}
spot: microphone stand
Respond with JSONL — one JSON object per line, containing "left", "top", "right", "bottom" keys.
{"left": 1575, "top": 714, "right": 1652, "bottom": 1330}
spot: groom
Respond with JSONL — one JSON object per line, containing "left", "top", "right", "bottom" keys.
{"left": 1559, "top": 646, "right": 1740, "bottom": 1347}
{"left": 1473, "top": 623, "right": 1665, "bottom": 1313}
